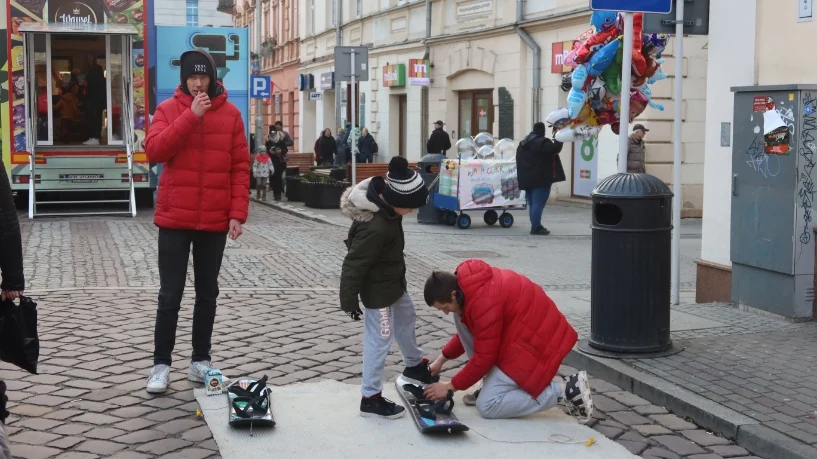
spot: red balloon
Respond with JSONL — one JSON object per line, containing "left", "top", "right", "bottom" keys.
{"left": 612, "top": 122, "right": 620, "bottom": 135}
{"left": 574, "top": 27, "right": 619, "bottom": 64}
{"left": 631, "top": 13, "right": 647, "bottom": 77}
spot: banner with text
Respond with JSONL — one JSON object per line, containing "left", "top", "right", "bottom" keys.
{"left": 573, "top": 135, "right": 599, "bottom": 197}
{"left": 439, "top": 159, "right": 526, "bottom": 210}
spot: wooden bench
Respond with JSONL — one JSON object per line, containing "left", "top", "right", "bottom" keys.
{"left": 286, "top": 153, "right": 315, "bottom": 174}
{"left": 345, "top": 162, "right": 420, "bottom": 185}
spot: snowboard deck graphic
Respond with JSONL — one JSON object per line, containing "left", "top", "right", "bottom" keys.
{"left": 394, "top": 376, "right": 469, "bottom": 434}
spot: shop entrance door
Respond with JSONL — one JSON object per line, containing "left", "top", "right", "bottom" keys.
{"left": 458, "top": 90, "right": 493, "bottom": 138}
{"left": 20, "top": 22, "right": 138, "bottom": 218}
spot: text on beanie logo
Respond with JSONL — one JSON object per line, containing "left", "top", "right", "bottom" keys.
{"left": 194, "top": 64, "right": 207, "bottom": 73}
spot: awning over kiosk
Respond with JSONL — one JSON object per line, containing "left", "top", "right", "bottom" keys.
{"left": 18, "top": 22, "right": 139, "bottom": 35}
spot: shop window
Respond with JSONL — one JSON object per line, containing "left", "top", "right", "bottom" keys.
{"left": 187, "top": 0, "right": 199, "bottom": 27}
{"left": 458, "top": 90, "right": 493, "bottom": 139}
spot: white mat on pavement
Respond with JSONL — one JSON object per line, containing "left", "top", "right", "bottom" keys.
{"left": 194, "top": 379, "right": 637, "bottom": 459}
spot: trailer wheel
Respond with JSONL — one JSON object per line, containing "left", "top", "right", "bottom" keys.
{"left": 484, "top": 210, "right": 498, "bottom": 226}
{"left": 457, "top": 213, "right": 472, "bottom": 230}
{"left": 499, "top": 213, "right": 514, "bottom": 228}
{"left": 443, "top": 211, "right": 457, "bottom": 226}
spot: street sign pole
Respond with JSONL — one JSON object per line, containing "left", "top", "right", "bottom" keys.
{"left": 351, "top": 51, "right": 357, "bottom": 185}
{"left": 617, "top": 12, "right": 634, "bottom": 174}
{"left": 671, "top": 0, "right": 685, "bottom": 306}
{"left": 254, "top": 0, "right": 263, "bottom": 151}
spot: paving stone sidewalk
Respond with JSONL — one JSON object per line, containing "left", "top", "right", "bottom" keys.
{"left": 1, "top": 290, "right": 763, "bottom": 459}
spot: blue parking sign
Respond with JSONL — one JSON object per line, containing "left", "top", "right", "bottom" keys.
{"left": 250, "top": 75, "right": 272, "bottom": 98}
{"left": 590, "top": 0, "right": 671, "bottom": 14}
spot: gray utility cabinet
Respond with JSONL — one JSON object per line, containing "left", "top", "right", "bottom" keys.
{"left": 730, "top": 85, "right": 817, "bottom": 319}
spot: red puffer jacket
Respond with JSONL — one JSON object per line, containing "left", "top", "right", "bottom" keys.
{"left": 442, "top": 260, "right": 578, "bottom": 398}
{"left": 145, "top": 84, "right": 250, "bottom": 232}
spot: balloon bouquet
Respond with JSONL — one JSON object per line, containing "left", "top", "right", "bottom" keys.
{"left": 547, "top": 11, "right": 669, "bottom": 143}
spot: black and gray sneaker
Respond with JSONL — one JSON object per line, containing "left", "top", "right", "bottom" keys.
{"left": 401, "top": 358, "right": 440, "bottom": 386}
{"left": 360, "top": 393, "right": 406, "bottom": 419}
{"left": 562, "top": 371, "right": 593, "bottom": 423}
{"left": 531, "top": 226, "right": 551, "bottom": 235}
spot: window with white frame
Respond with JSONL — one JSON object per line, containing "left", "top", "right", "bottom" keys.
{"left": 356, "top": 0, "right": 361, "bottom": 17}
{"left": 186, "top": 0, "right": 199, "bottom": 26}
{"left": 310, "top": 0, "right": 315, "bottom": 35}
{"left": 331, "top": 0, "right": 336, "bottom": 26}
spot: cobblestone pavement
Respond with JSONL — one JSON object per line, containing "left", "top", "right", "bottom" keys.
{"left": 2, "top": 290, "right": 764, "bottom": 459}
{"left": 18, "top": 204, "right": 700, "bottom": 292}
{"left": 0, "top": 204, "right": 773, "bottom": 459}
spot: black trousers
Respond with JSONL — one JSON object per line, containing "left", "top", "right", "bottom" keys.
{"left": 153, "top": 227, "right": 227, "bottom": 366}
{"left": 270, "top": 155, "right": 284, "bottom": 198}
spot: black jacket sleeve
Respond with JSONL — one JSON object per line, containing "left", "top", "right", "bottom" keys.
{"left": 339, "top": 223, "right": 385, "bottom": 313}
{"left": 0, "top": 160, "right": 25, "bottom": 292}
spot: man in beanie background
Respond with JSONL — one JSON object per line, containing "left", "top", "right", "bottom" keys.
{"left": 144, "top": 48, "right": 250, "bottom": 394}
{"left": 339, "top": 157, "right": 439, "bottom": 419}
{"left": 516, "top": 121, "right": 565, "bottom": 236}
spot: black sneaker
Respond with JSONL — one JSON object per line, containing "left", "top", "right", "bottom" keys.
{"left": 360, "top": 393, "right": 406, "bottom": 419}
{"left": 531, "top": 226, "right": 551, "bottom": 235}
{"left": 402, "top": 358, "right": 440, "bottom": 386}
{"left": 562, "top": 371, "right": 593, "bottom": 423}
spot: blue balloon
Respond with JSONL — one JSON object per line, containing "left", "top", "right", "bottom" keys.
{"left": 571, "top": 64, "right": 589, "bottom": 89}
{"left": 590, "top": 11, "right": 618, "bottom": 32}
{"left": 567, "top": 87, "right": 588, "bottom": 119}
{"left": 587, "top": 40, "right": 620, "bottom": 76}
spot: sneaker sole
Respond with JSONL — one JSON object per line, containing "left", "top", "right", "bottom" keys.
{"left": 188, "top": 372, "right": 231, "bottom": 384}
{"left": 575, "top": 371, "right": 594, "bottom": 423}
{"left": 396, "top": 375, "right": 430, "bottom": 388}
{"left": 360, "top": 409, "right": 407, "bottom": 420}
{"left": 146, "top": 384, "right": 168, "bottom": 394}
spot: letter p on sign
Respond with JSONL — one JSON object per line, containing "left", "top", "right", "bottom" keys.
{"left": 251, "top": 75, "right": 272, "bottom": 99}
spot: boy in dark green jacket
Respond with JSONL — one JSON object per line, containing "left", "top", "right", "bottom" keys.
{"left": 339, "top": 157, "right": 438, "bottom": 419}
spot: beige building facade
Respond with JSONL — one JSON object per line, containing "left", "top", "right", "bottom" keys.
{"left": 298, "top": 0, "right": 708, "bottom": 213}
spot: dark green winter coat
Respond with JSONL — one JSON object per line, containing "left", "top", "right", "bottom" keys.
{"left": 339, "top": 177, "right": 407, "bottom": 312}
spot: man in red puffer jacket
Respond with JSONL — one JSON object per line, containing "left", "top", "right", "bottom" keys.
{"left": 143, "top": 48, "right": 250, "bottom": 394}
{"left": 420, "top": 260, "right": 593, "bottom": 421}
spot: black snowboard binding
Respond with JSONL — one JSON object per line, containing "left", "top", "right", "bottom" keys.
{"left": 227, "top": 375, "right": 275, "bottom": 433}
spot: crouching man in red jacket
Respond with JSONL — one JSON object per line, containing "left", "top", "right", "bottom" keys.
{"left": 144, "top": 49, "right": 250, "bottom": 394}
{"left": 422, "top": 260, "right": 593, "bottom": 421}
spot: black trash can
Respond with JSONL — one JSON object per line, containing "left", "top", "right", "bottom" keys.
{"left": 417, "top": 153, "right": 445, "bottom": 224}
{"left": 588, "top": 173, "right": 674, "bottom": 354}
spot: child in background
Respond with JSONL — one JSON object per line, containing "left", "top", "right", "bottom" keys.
{"left": 252, "top": 146, "right": 273, "bottom": 201}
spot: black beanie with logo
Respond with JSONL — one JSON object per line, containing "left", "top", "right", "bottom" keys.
{"left": 179, "top": 49, "right": 216, "bottom": 97}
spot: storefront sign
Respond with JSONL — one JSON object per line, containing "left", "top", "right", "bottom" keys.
{"left": 438, "top": 159, "right": 526, "bottom": 210}
{"left": 551, "top": 40, "right": 576, "bottom": 74}
{"left": 408, "top": 59, "right": 430, "bottom": 86}
{"left": 573, "top": 136, "right": 599, "bottom": 197}
{"left": 382, "top": 64, "right": 406, "bottom": 88}
{"left": 308, "top": 92, "right": 322, "bottom": 101}
{"left": 51, "top": 1, "right": 104, "bottom": 24}
{"left": 320, "top": 72, "right": 335, "bottom": 90}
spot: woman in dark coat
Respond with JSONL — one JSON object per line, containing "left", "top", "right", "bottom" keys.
{"left": 357, "top": 128, "right": 376, "bottom": 164}
{"left": 317, "top": 128, "right": 337, "bottom": 166}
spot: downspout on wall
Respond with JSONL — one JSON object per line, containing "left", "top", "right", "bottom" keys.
{"left": 515, "top": 0, "right": 541, "bottom": 123}
{"left": 421, "top": 0, "right": 431, "bottom": 151}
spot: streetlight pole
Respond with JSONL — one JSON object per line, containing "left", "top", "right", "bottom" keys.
{"left": 254, "top": 0, "right": 264, "bottom": 150}
{"left": 671, "top": 0, "right": 684, "bottom": 305}
{"left": 617, "top": 12, "right": 634, "bottom": 173}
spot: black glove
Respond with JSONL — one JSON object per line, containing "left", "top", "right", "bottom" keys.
{"left": 0, "top": 380, "right": 8, "bottom": 424}
{"left": 347, "top": 307, "right": 363, "bottom": 321}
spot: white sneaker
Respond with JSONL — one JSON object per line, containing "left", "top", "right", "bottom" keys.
{"left": 146, "top": 364, "right": 170, "bottom": 394}
{"left": 188, "top": 360, "right": 231, "bottom": 384}
{"left": 563, "top": 371, "right": 594, "bottom": 423}
{"left": 83, "top": 138, "right": 100, "bottom": 145}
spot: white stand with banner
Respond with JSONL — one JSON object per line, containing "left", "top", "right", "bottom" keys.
{"left": 572, "top": 135, "right": 600, "bottom": 197}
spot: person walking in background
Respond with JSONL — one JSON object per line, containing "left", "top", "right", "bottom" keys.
{"left": 335, "top": 128, "right": 348, "bottom": 166}
{"left": 144, "top": 48, "right": 250, "bottom": 394}
{"left": 317, "top": 128, "right": 337, "bottom": 166}
{"left": 516, "top": 122, "right": 564, "bottom": 236}
{"left": 267, "top": 123, "right": 289, "bottom": 200}
{"left": 82, "top": 52, "right": 106, "bottom": 145}
{"left": 426, "top": 120, "right": 451, "bottom": 155}
{"left": 627, "top": 124, "right": 648, "bottom": 173}
{"left": 357, "top": 128, "right": 377, "bottom": 164}
{"left": 252, "top": 146, "right": 273, "bottom": 201}
{"left": 1, "top": 153, "right": 25, "bottom": 459}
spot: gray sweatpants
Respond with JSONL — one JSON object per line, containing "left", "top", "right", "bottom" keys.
{"left": 453, "top": 314, "right": 562, "bottom": 419}
{"left": 361, "top": 292, "right": 424, "bottom": 397}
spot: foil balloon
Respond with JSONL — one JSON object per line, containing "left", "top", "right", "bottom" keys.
{"left": 587, "top": 39, "right": 621, "bottom": 76}
{"left": 564, "top": 28, "right": 595, "bottom": 67}
{"left": 590, "top": 11, "right": 618, "bottom": 31}
{"left": 648, "top": 67, "right": 668, "bottom": 85}
{"left": 560, "top": 72, "right": 573, "bottom": 92}
{"left": 643, "top": 57, "right": 659, "bottom": 79}
{"left": 644, "top": 33, "right": 668, "bottom": 58}
{"left": 574, "top": 26, "right": 619, "bottom": 64}
{"left": 601, "top": 46, "right": 623, "bottom": 95}
{"left": 546, "top": 107, "right": 571, "bottom": 129}
{"left": 611, "top": 122, "right": 620, "bottom": 135}
{"left": 571, "top": 64, "right": 589, "bottom": 89}
{"left": 640, "top": 85, "right": 664, "bottom": 111}
{"left": 628, "top": 90, "right": 649, "bottom": 121}
{"left": 555, "top": 124, "right": 602, "bottom": 143}
{"left": 567, "top": 87, "right": 588, "bottom": 119}
{"left": 630, "top": 13, "right": 647, "bottom": 77}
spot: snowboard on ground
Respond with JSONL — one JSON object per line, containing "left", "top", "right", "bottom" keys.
{"left": 226, "top": 376, "right": 276, "bottom": 429}
{"left": 394, "top": 376, "right": 469, "bottom": 434}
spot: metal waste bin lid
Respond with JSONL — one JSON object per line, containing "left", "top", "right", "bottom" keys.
{"left": 591, "top": 173, "right": 673, "bottom": 199}
{"left": 418, "top": 153, "right": 446, "bottom": 166}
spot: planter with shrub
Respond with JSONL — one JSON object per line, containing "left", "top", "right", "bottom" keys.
{"left": 300, "top": 172, "right": 350, "bottom": 209}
